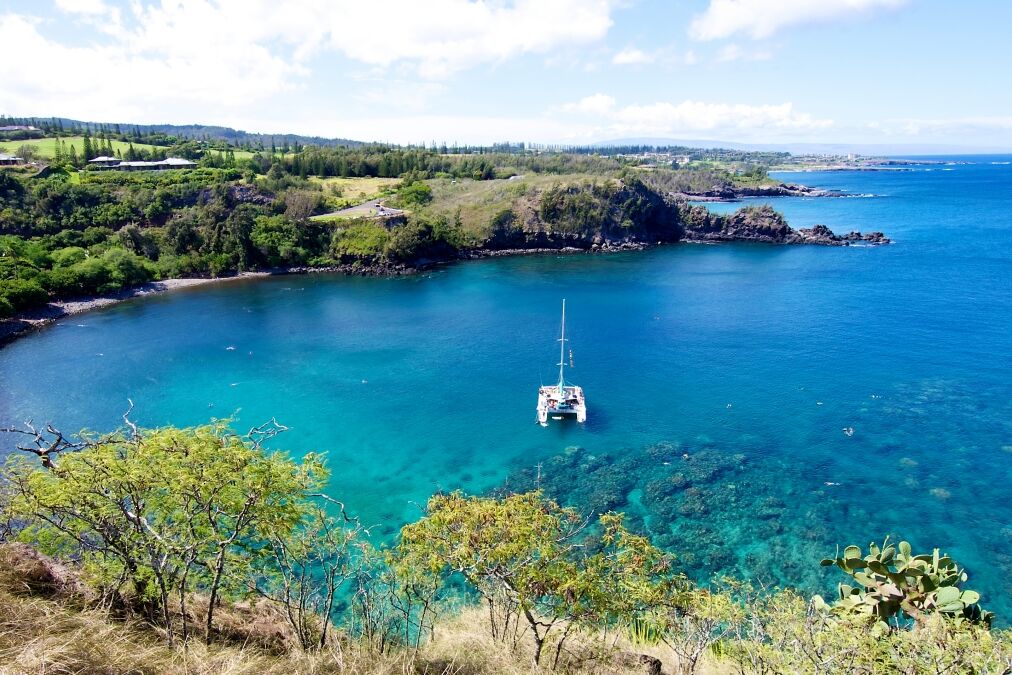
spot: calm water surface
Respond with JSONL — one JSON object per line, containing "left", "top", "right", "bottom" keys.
{"left": 2, "top": 157, "right": 1011, "bottom": 613}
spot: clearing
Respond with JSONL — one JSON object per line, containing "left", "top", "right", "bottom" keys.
{"left": 311, "top": 176, "right": 400, "bottom": 202}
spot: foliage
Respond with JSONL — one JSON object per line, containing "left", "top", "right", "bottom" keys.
{"left": 252, "top": 215, "right": 304, "bottom": 266}
{"left": 394, "top": 180, "right": 433, "bottom": 207}
{"left": 820, "top": 537, "right": 992, "bottom": 628}
{"left": 0, "top": 277, "right": 47, "bottom": 315}
{"left": 2, "top": 426, "right": 1012, "bottom": 672}
{"left": 394, "top": 491, "right": 674, "bottom": 666}
{"left": 330, "top": 220, "right": 391, "bottom": 259}
{"left": 2, "top": 422, "right": 328, "bottom": 645}
{"left": 725, "top": 586, "right": 1011, "bottom": 674}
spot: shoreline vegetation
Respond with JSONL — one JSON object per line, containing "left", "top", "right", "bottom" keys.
{"left": 2, "top": 128, "right": 892, "bottom": 347}
{"left": 0, "top": 212, "right": 889, "bottom": 346}
{"left": 0, "top": 421, "right": 1007, "bottom": 674}
{"left": 2, "top": 123, "right": 894, "bottom": 346}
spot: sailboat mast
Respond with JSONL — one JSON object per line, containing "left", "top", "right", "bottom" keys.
{"left": 557, "top": 299, "right": 566, "bottom": 391}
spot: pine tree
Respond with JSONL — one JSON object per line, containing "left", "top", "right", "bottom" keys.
{"left": 68, "top": 145, "right": 78, "bottom": 166}
{"left": 82, "top": 133, "right": 94, "bottom": 161}
{"left": 54, "top": 138, "right": 63, "bottom": 162}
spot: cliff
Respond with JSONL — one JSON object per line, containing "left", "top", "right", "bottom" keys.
{"left": 471, "top": 180, "right": 888, "bottom": 253}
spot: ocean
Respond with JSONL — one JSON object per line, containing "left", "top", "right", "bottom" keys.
{"left": 2, "top": 156, "right": 1010, "bottom": 614}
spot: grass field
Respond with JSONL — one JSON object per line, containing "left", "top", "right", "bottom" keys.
{"left": 0, "top": 136, "right": 162, "bottom": 160}
{"left": 310, "top": 176, "right": 399, "bottom": 202}
{"left": 420, "top": 174, "right": 613, "bottom": 238}
{"left": 0, "top": 136, "right": 257, "bottom": 161}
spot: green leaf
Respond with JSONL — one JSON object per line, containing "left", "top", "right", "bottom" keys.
{"left": 844, "top": 545, "right": 862, "bottom": 560}
{"left": 936, "top": 586, "right": 960, "bottom": 604}
{"left": 961, "top": 590, "right": 980, "bottom": 605}
{"left": 938, "top": 602, "right": 964, "bottom": 613}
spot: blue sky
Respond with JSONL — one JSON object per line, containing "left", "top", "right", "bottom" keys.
{"left": 2, "top": 0, "right": 1011, "bottom": 149}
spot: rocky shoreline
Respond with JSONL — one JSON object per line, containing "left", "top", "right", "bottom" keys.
{"left": 0, "top": 220, "right": 890, "bottom": 347}
{"left": 0, "top": 276, "right": 268, "bottom": 347}
{"left": 671, "top": 182, "right": 845, "bottom": 202}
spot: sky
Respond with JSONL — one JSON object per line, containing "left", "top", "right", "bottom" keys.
{"left": 2, "top": 0, "right": 1011, "bottom": 149}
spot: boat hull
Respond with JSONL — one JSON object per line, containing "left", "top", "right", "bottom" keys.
{"left": 536, "top": 385, "right": 586, "bottom": 426}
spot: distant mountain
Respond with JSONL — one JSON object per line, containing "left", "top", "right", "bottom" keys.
{"left": 21, "top": 117, "right": 366, "bottom": 149}
{"left": 592, "top": 137, "right": 1012, "bottom": 156}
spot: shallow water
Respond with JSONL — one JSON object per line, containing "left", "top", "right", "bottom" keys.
{"left": 2, "top": 157, "right": 1011, "bottom": 614}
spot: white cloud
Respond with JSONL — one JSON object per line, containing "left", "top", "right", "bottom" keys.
{"left": 54, "top": 0, "right": 111, "bottom": 15}
{"left": 54, "top": 0, "right": 122, "bottom": 34}
{"left": 560, "top": 94, "right": 617, "bottom": 116}
{"left": 0, "top": 12, "right": 303, "bottom": 122}
{"left": 316, "top": 0, "right": 618, "bottom": 78}
{"left": 716, "top": 44, "right": 773, "bottom": 62}
{"left": 556, "top": 95, "right": 833, "bottom": 139}
{"left": 0, "top": 1, "right": 619, "bottom": 125}
{"left": 690, "top": 0, "right": 908, "bottom": 41}
{"left": 867, "top": 116, "right": 1012, "bottom": 136}
{"left": 612, "top": 48, "right": 654, "bottom": 65}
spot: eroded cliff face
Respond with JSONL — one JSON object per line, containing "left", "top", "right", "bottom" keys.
{"left": 478, "top": 183, "right": 888, "bottom": 253}
{"left": 480, "top": 178, "right": 685, "bottom": 251}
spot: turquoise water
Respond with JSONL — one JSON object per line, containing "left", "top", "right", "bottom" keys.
{"left": 2, "top": 157, "right": 1011, "bottom": 613}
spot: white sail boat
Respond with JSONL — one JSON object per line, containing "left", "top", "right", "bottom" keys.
{"left": 537, "top": 299, "right": 587, "bottom": 426}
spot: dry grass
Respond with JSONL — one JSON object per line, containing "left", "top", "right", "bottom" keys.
{"left": 0, "top": 545, "right": 697, "bottom": 674}
{"left": 419, "top": 175, "right": 618, "bottom": 239}
{"left": 311, "top": 177, "right": 401, "bottom": 202}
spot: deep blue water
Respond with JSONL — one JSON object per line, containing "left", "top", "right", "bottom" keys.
{"left": 2, "top": 156, "right": 1011, "bottom": 614}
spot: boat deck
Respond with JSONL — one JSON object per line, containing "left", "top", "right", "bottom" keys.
{"left": 537, "top": 384, "right": 587, "bottom": 426}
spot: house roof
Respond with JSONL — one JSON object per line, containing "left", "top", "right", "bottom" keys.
{"left": 118, "top": 157, "right": 196, "bottom": 168}
{"left": 89, "top": 156, "right": 120, "bottom": 162}
{"left": 0, "top": 154, "right": 23, "bottom": 161}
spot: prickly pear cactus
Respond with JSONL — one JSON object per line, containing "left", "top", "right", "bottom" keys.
{"left": 819, "top": 537, "right": 992, "bottom": 627}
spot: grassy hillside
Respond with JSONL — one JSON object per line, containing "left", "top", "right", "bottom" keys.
{"left": 0, "top": 544, "right": 669, "bottom": 675}
{"left": 0, "top": 136, "right": 259, "bottom": 161}
{"left": 311, "top": 176, "right": 400, "bottom": 200}
{"left": 0, "top": 136, "right": 160, "bottom": 159}
{"left": 418, "top": 174, "right": 613, "bottom": 240}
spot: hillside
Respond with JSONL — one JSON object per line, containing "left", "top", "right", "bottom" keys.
{"left": 0, "top": 422, "right": 1008, "bottom": 674}
{"left": 3, "top": 116, "right": 364, "bottom": 150}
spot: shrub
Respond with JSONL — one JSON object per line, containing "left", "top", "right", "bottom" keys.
{"left": 0, "top": 277, "right": 48, "bottom": 312}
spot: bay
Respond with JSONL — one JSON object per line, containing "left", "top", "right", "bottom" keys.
{"left": 2, "top": 156, "right": 1010, "bottom": 613}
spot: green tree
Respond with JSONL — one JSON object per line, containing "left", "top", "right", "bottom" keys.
{"left": 82, "top": 133, "right": 94, "bottom": 162}
{"left": 251, "top": 215, "right": 301, "bottom": 266}
{"left": 394, "top": 491, "right": 673, "bottom": 667}
{"left": 2, "top": 420, "right": 326, "bottom": 646}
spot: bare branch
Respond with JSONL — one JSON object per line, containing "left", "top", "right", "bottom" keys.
{"left": 0, "top": 419, "right": 87, "bottom": 469}
{"left": 122, "top": 399, "right": 140, "bottom": 439}
{"left": 245, "top": 417, "right": 289, "bottom": 449}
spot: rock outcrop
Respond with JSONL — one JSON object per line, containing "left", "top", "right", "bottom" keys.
{"left": 671, "top": 182, "right": 842, "bottom": 201}
{"left": 679, "top": 205, "right": 890, "bottom": 246}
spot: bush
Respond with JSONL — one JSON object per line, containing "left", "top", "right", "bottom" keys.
{"left": 396, "top": 181, "right": 433, "bottom": 207}
{"left": 43, "top": 247, "right": 154, "bottom": 296}
{"left": 50, "top": 246, "right": 87, "bottom": 268}
{"left": 330, "top": 220, "right": 390, "bottom": 259}
{"left": 0, "top": 277, "right": 48, "bottom": 312}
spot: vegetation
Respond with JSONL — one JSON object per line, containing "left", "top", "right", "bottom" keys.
{"left": 0, "top": 419, "right": 1009, "bottom": 673}
{"left": 0, "top": 120, "right": 808, "bottom": 321}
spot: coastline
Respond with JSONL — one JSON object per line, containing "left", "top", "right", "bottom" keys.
{"left": 0, "top": 274, "right": 268, "bottom": 347}
{"left": 0, "top": 230, "right": 890, "bottom": 348}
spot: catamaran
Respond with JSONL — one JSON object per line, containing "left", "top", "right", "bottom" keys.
{"left": 537, "top": 299, "right": 587, "bottom": 426}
